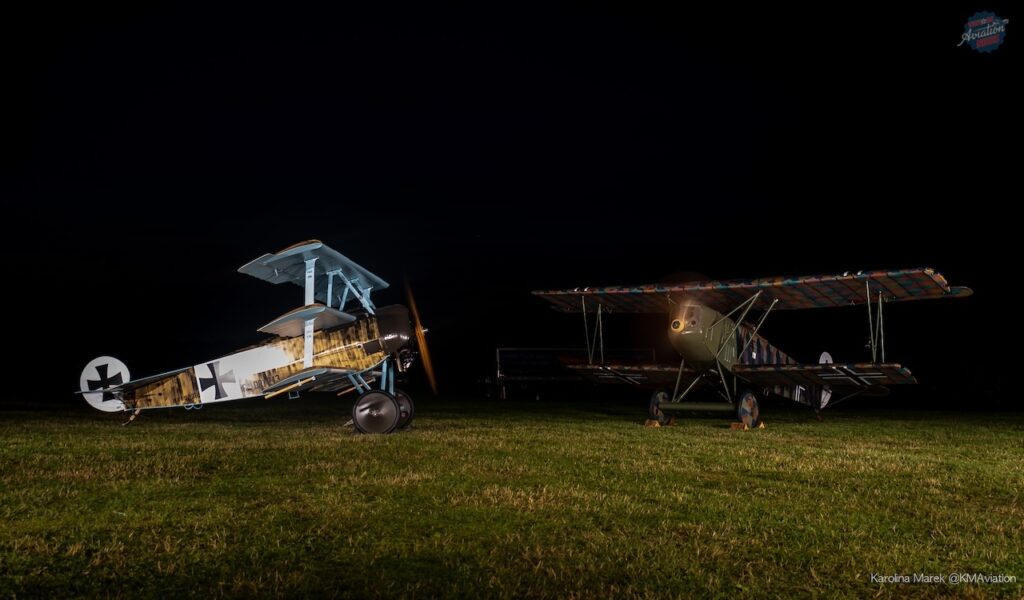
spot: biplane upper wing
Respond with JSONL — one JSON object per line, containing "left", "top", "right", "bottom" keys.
{"left": 238, "top": 239, "right": 389, "bottom": 306}
{"left": 733, "top": 362, "right": 916, "bottom": 388}
{"left": 533, "top": 268, "right": 972, "bottom": 314}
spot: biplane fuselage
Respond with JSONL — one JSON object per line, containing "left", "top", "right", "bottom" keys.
{"left": 668, "top": 299, "right": 739, "bottom": 369}
{"left": 667, "top": 299, "right": 793, "bottom": 371}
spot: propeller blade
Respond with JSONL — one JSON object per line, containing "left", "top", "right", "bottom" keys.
{"left": 405, "top": 280, "right": 438, "bottom": 395}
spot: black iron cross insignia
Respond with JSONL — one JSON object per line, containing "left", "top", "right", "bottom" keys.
{"left": 87, "top": 363, "right": 123, "bottom": 402}
{"left": 199, "top": 362, "right": 236, "bottom": 399}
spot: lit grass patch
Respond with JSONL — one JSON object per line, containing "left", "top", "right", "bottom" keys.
{"left": 1, "top": 399, "right": 1022, "bottom": 598}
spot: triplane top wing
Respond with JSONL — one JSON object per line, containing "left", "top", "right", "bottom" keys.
{"left": 533, "top": 267, "right": 972, "bottom": 314}
{"left": 239, "top": 239, "right": 389, "bottom": 310}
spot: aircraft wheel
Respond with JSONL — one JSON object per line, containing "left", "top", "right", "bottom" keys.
{"left": 807, "top": 385, "right": 829, "bottom": 416}
{"left": 352, "top": 391, "right": 401, "bottom": 434}
{"left": 648, "top": 389, "right": 671, "bottom": 425}
{"left": 394, "top": 389, "right": 415, "bottom": 429}
{"left": 736, "top": 389, "right": 761, "bottom": 428}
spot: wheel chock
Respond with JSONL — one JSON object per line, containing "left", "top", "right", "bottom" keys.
{"left": 729, "top": 422, "right": 767, "bottom": 431}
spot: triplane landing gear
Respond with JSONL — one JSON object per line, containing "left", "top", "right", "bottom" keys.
{"left": 343, "top": 340, "right": 425, "bottom": 434}
{"left": 352, "top": 391, "right": 401, "bottom": 433}
{"left": 352, "top": 389, "right": 416, "bottom": 434}
{"left": 393, "top": 390, "right": 415, "bottom": 429}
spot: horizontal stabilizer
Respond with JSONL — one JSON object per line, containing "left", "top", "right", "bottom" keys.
{"left": 258, "top": 303, "right": 356, "bottom": 337}
{"left": 78, "top": 360, "right": 199, "bottom": 412}
{"left": 733, "top": 362, "right": 916, "bottom": 387}
{"left": 75, "top": 366, "right": 192, "bottom": 397}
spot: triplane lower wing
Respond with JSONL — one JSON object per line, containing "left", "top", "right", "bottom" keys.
{"left": 78, "top": 240, "right": 434, "bottom": 433}
{"left": 533, "top": 267, "right": 971, "bottom": 427}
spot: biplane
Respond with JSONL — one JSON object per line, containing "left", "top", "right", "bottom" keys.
{"left": 78, "top": 240, "right": 436, "bottom": 433}
{"left": 533, "top": 268, "right": 972, "bottom": 427}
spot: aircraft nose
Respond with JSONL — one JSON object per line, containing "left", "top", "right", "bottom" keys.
{"left": 667, "top": 303, "right": 700, "bottom": 331}
{"left": 670, "top": 316, "right": 698, "bottom": 333}
{"left": 375, "top": 305, "right": 413, "bottom": 353}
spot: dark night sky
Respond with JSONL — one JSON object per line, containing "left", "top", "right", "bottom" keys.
{"left": 2, "top": 2, "right": 1017, "bottom": 407}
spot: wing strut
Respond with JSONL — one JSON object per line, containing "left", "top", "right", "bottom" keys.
{"left": 303, "top": 257, "right": 317, "bottom": 368}
{"left": 333, "top": 269, "right": 376, "bottom": 315}
{"left": 735, "top": 297, "right": 780, "bottom": 365}
{"left": 671, "top": 291, "right": 780, "bottom": 404}
{"left": 581, "top": 298, "right": 605, "bottom": 365}
{"left": 866, "top": 283, "right": 886, "bottom": 362}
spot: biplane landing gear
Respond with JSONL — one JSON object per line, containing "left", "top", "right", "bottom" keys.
{"left": 394, "top": 390, "right": 415, "bottom": 429}
{"left": 352, "top": 391, "right": 401, "bottom": 434}
{"left": 808, "top": 385, "right": 829, "bottom": 421}
{"left": 736, "top": 389, "right": 760, "bottom": 428}
{"left": 813, "top": 351, "right": 833, "bottom": 421}
{"left": 648, "top": 389, "right": 673, "bottom": 426}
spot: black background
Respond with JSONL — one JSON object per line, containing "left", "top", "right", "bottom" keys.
{"left": 2, "top": 2, "right": 1016, "bottom": 408}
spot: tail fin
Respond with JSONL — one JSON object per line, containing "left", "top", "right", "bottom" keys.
{"left": 79, "top": 356, "right": 130, "bottom": 412}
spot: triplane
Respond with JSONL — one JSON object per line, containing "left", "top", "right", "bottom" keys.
{"left": 533, "top": 268, "right": 971, "bottom": 427}
{"left": 78, "top": 240, "right": 436, "bottom": 433}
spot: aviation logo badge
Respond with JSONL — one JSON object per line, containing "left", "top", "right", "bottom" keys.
{"left": 958, "top": 12, "right": 1009, "bottom": 53}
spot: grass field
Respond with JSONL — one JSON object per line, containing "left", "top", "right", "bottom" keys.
{"left": 2, "top": 397, "right": 1022, "bottom": 598}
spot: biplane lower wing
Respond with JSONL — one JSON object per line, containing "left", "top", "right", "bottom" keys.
{"left": 568, "top": 363, "right": 700, "bottom": 388}
{"left": 733, "top": 362, "right": 916, "bottom": 388}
